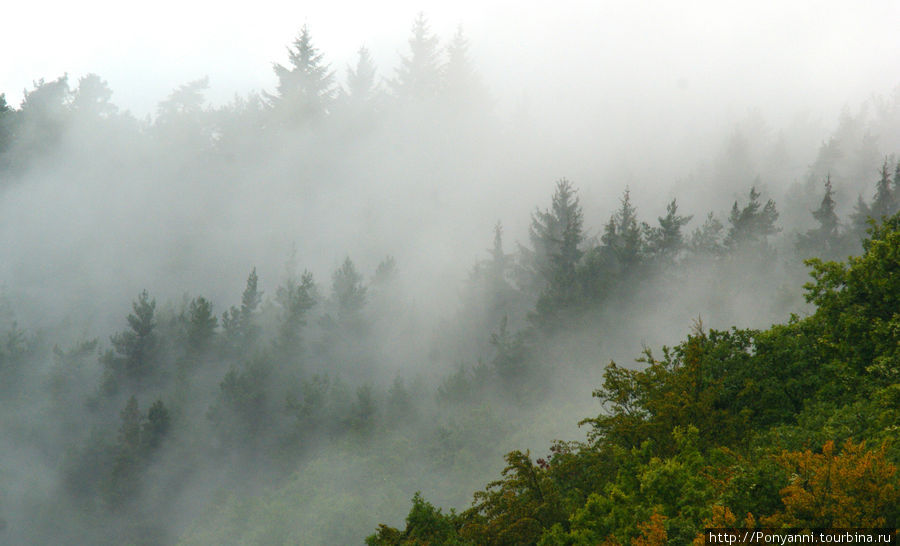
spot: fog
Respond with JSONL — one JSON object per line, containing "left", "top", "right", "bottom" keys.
{"left": 1, "top": 4, "right": 899, "bottom": 544}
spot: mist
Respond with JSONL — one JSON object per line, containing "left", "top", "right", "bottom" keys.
{"left": 1, "top": 4, "right": 899, "bottom": 544}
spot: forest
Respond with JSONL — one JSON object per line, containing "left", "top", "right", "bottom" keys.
{"left": 0, "top": 12, "right": 899, "bottom": 545}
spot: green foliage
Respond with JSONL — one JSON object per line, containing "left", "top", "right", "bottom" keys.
{"left": 725, "top": 187, "right": 779, "bottom": 249}
{"left": 223, "top": 268, "right": 263, "bottom": 355}
{"left": 601, "top": 188, "right": 643, "bottom": 271}
{"left": 375, "top": 210, "right": 900, "bottom": 545}
{"left": 797, "top": 175, "right": 842, "bottom": 258}
{"left": 105, "top": 396, "right": 171, "bottom": 508}
{"left": 528, "top": 179, "right": 585, "bottom": 326}
{"left": 186, "top": 296, "right": 217, "bottom": 357}
{"left": 102, "top": 290, "right": 159, "bottom": 394}
{"left": 644, "top": 199, "right": 692, "bottom": 263}
{"left": 367, "top": 492, "right": 470, "bottom": 545}
{"left": 274, "top": 270, "right": 317, "bottom": 356}
{"left": 332, "top": 257, "right": 367, "bottom": 322}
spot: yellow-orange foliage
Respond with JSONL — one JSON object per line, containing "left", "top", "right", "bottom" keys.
{"left": 632, "top": 513, "right": 667, "bottom": 546}
{"left": 692, "top": 506, "right": 756, "bottom": 545}
{"left": 763, "top": 439, "right": 897, "bottom": 528}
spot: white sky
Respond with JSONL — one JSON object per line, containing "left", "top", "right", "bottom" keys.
{"left": 2, "top": 0, "right": 899, "bottom": 118}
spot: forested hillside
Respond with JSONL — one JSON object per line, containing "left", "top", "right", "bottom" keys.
{"left": 368, "top": 212, "right": 900, "bottom": 545}
{"left": 0, "top": 13, "right": 898, "bottom": 545}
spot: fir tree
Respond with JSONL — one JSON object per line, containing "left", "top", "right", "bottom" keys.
{"left": 870, "top": 159, "right": 896, "bottom": 219}
{"left": 442, "top": 25, "right": 486, "bottom": 107}
{"left": 797, "top": 175, "right": 841, "bottom": 257}
{"left": 528, "top": 179, "right": 584, "bottom": 287}
{"left": 602, "top": 188, "right": 643, "bottom": 269}
{"left": 392, "top": 13, "right": 442, "bottom": 101}
{"left": 269, "top": 25, "right": 336, "bottom": 122}
{"left": 345, "top": 46, "right": 378, "bottom": 106}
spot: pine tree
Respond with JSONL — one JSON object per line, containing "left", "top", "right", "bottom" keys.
{"left": 269, "top": 25, "right": 336, "bottom": 122}
{"left": 275, "top": 270, "right": 317, "bottom": 355}
{"left": 645, "top": 199, "right": 692, "bottom": 262}
{"left": 332, "top": 257, "right": 367, "bottom": 322}
{"left": 186, "top": 296, "right": 217, "bottom": 356}
{"left": 392, "top": 13, "right": 442, "bottom": 101}
{"left": 102, "top": 290, "right": 159, "bottom": 393}
{"left": 142, "top": 399, "right": 170, "bottom": 453}
{"left": 223, "top": 268, "right": 263, "bottom": 353}
{"left": 106, "top": 396, "right": 142, "bottom": 507}
{"left": 690, "top": 213, "right": 725, "bottom": 256}
{"left": 724, "top": 187, "right": 779, "bottom": 250}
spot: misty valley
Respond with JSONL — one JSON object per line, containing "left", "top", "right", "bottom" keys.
{"left": 0, "top": 13, "right": 899, "bottom": 546}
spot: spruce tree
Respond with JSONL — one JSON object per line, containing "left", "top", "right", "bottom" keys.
{"left": 345, "top": 46, "right": 378, "bottom": 106}
{"left": 798, "top": 175, "right": 841, "bottom": 257}
{"left": 870, "top": 159, "right": 896, "bottom": 219}
{"left": 269, "top": 25, "right": 336, "bottom": 122}
{"left": 528, "top": 179, "right": 584, "bottom": 291}
{"left": 442, "top": 25, "right": 486, "bottom": 107}
{"left": 392, "top": 13, "right": 442, "bottom": 101}
{"left": 602, "top": 188, "right": 643, "bottom": 269}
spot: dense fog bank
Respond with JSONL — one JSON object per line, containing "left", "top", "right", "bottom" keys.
{"left": 1, "top": 11, "right": 899, "bottom": 545}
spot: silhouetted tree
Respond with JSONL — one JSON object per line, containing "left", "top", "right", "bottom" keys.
{"left": 870, "top": 159, "right": 897, "bottom": 219}
{"left": 223, "top": 268, "right": 263, "bottom": 354}
{"left": 142, "top": 399, "right": 171, "bottom": 453}
{"left": 797, "top": 175, "right": 841, "bottom": 257}
{"left": 269, "top": 25, "right": 335, "bottom": 122}
{"left": 185, "top": 296, "right": 217, "bottom": 360}
{"left": 344, "top": 46, "right": 379, "bottom": 107}
{"left": 644, "top": 199, "right": 692, "bottom": 263}
{"left": 102, "top": 291, "right": 159, "bottom": 394}
{"left": 690, "top": 213, "right": 726, "bottom": 256}
{"left": 724, "top": 187, "right": 779, "bottom": 250}
{"left": 106, "top": 396, "right": 142, "bottom": 507}
{"left": 275, "top": 270, "right": 317, "bottom": 356}
{"left": 527, "top": 179, "right": 584, "bottom": 290}
{"left": 602, "top": 188, "right": 644, "bottom": 269}
{"left": 71, "top": 73, "right": 118, "bottom": 119}
{"left": 332, "top": 257, "right": 367, "bottom": 323}
{"left": 392, "top": 13, "right": 442, "bottom": 101}
{"left": 442, "top": 25, "right": 486, "bottom": 108}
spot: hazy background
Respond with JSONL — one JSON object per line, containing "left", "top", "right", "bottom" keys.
{"left": 1, "top": 2, "right": 899, "bottom": 544}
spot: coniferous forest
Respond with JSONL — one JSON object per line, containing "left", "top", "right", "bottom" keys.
{"left": 1, "top": 12, "right": 899, "bottom": 545}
